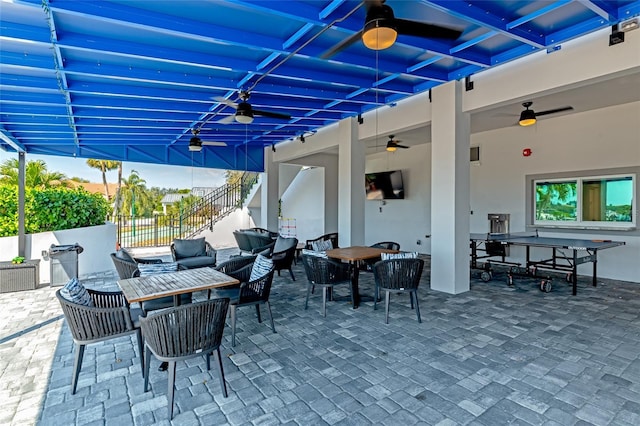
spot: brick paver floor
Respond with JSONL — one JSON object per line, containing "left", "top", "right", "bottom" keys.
{"left": 1, "top": 248, "right": 639, "bottom": 425}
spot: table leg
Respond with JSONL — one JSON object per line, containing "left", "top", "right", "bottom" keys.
{"left": 351, "top": 263, "right": 360, "bottom": 309}
{"left": 572, "top": 250, "right": 578, "bottom": 296}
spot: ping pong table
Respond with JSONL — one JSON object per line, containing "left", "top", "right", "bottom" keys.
{"left": 470, "top": 231, "right": 625, "bottom": 295}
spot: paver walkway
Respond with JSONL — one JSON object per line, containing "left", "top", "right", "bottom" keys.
{"left": 1, "top": 248, "right": 640, "bottom": 425}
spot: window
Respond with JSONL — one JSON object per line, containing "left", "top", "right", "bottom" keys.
{"left": 533, "top": 174, "right": 635, "bottom": 228}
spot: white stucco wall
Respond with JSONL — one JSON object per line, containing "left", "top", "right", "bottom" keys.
{"left": 0, "top": 223, "right": 116, "bottom": 284}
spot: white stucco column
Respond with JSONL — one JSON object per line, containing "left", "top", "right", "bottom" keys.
{"left": 430, "top": 80, "right": 471, "bottom": 294}
{"left": 337, "top": 117, "right": 365, "bottom": 247}
{"left": 261, "top": 148, "right": 280, "bottom": 232}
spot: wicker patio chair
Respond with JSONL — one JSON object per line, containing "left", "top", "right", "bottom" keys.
{"left": 372, "top": 258, "right": 424, "bottom": 324}
{"left": 360, "top": 241, "right": 401, "bottom": 272}
{"left": 301, "top": 254, "right": 353, "bottom": 317}
{"left": 271, "top": 236, "right": 299, "bottom": 280}
{"left": 304, "top": 232, "right": 339, "bottom": 250}
{"left": 207, "top": 255, "right": 256, "bottom": 299}
{"left": 110, "top": 251, "right": 163, "bottom": 279}
{"left": 56, "top": 288, "right": 144, "bottom": 394}
{"left": 140, "top": 298, "right": 230, "bottom": 420}
{"left": 228, "top": 263, "right": 277, "bottom": 347}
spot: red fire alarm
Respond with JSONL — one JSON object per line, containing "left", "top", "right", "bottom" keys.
{"left": 522, "top": 148, "right": 532, "bottom": 157}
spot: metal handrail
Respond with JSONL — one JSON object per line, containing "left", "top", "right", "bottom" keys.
{"left": 117, "top": 172, "right": 259, "bottom": 248}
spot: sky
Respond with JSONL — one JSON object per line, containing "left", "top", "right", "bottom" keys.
{"left": 0, "top": 151, "right": 227, "bottom": 190}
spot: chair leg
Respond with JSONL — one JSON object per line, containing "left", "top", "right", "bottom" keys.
{"left": 213, "top": 348, "right": 228, "bottom": 397}
{"left": 144, "top": 346, "right": 152, "bottom": 392}
{"left": 266, "top": 301, "right": 276, "bottom": 333}
{"left": 289, "top": 269, "right": 295, "bottom": 281}
{"left": 374, "top": 286, "right": 378, "bottom": 311}
{"left": 413, "top": 292, "right": 421, "bottom": 323}
{"left": 230, "top": 305, "right": 237, "bottom": 347}
{"left": 136, "top": 329, "right": 144, "bottom": 377}
{"left": 256, "top": 304, "right": 262, "bottom": 323}
{"left": 305, "top": 284, "right": 311, "bottom": 310}
{"left": 71, "top": 344, "right": 85, "bottom": 395}
{"left": 384, "top": 291, "right": 391, "bottom": 324}
{"left": 322, "top": 287, "right": 327, "bottom": 317}
{"left": 167, "top": 361, "right": 176, "bottom": 420}
{"left": 410, "top": 291, "right": 414, "bottom": 309}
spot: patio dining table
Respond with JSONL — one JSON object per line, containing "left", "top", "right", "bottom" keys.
{"left": 326, "top": 246, "right": 399, "bottom": 309}
{"left": 117, "top": 267, "right": 239, "bottom": 306}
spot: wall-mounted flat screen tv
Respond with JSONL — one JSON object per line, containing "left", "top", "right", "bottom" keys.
{"left": 365, "top": 170, "right": 405, "bottom": 200}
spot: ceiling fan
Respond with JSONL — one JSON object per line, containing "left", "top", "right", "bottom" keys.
{"left": 188, "top": 128, "right": 227, "bottom": 152}
{"left": 322, "top": 0, "right": 462, "bottom": 58}
{"left": 216, "top": 91, "right": 291, "bottom": 124}
{"left": 518, "top": 101, "right": 574, "bottom": 126}
{"left": 386, "top": 135, "right": 409, "bottom": 152}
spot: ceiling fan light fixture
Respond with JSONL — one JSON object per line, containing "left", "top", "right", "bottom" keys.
{"left": 189, "top": 136, "right": 202, "bottom": 152}
{"left": 386, "top": 141, "right": 397, "bottom": 152}
{"left": 235, "top": 111, "right": 254, "bottom": 124}
{"left": 519, "top": 109, "right": 537, "bottom": 126}
{"left": 363, "top": 20, "right": 397, "bottom": 50}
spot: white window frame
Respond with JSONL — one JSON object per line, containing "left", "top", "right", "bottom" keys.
{"left": 533, "top": 173, "right": 636, "bottom": 230}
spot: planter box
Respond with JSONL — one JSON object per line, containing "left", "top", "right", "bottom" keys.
{"left": 0, "top": 260, "right": 40, "bottom": 293}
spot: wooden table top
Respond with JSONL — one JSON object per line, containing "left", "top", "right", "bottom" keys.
{"left": 326, "top": 246, "right": 399, "bottom": 262}
{"left": 117, "top": 267, "right": 239, "bottom": 303}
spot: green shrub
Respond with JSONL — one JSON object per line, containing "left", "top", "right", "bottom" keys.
{"left": 0, "top": 185, "right": 109, "bottom": 237}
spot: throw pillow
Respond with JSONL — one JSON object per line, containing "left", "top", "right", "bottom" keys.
{"left": 173, "top": 238, "right": 206, "bottom": 259}
{"left": 115, "top": 248, "right": 135, "bottom": 263}
{"left": 60, "top": 277, "right": 94, "bottom": 307}
{"left": 137, "top": 262, "right": 179, "bottom": 276}
{"left": 249, "top": 254, "right": 273, "bottom": 282}
{"left": 301, "top": 249, "right": 328, "bottom": 259}
{"left": 381, "top": 251, "right": 418, "bottom": 261}
{"left": 311, "top": 239, "right": 333, "bottom": 252}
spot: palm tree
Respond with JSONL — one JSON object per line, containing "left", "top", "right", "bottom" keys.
{"left": 86, "top": 159, "right": 120, "bottom": 199}
{"left": 0, "top": 159, "right": 67, "bottom": 188}
{"left": 120, "top": 170, "right": 154, "bottom": 216}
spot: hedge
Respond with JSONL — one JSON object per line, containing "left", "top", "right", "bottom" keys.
{"left": 0, "top": 185, "right": 109, "bottom": 237}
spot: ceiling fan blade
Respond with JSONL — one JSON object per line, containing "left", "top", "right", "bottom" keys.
{"left": 321, "top": 30, "right": 363, "bottom": 59}
{"left": 396, "top": 144, "right": 409, "bottom": 149}
{"left": 253, "top": 109, "right": 292, "bottom": 120}
{"left": 216, "top": 115, "right": 236, "bottom": 124}
{"left": 214, "top": 96, "right": 238, "bottom": 109}
{"left": 201, "top": 141, "right": 227, "bottom": 147}
{"left": 535, "top": 106, "right": 574, "bottom": 117}
{"left": 395, "top": 18, "right": 462, "bottom": 40}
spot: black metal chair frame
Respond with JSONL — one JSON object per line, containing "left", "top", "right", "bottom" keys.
{"left": 140, "top": 298, "right": 230, "bottom": 420}
{"left": 372, "top": 258, "right": 424, "bottom": 324}
{"left": 301, "top": 254, "right": 353, "bottom": 317}
{"left": 56, "top": 288, "right": 143, "bottom": 394}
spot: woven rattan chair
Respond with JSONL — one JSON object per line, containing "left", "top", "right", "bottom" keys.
{"left": 229, "top": 264, "right": 277, "bottom": 347}
{"left": 360, "top": 242, "right": 401, "bottom": 272}
{"left": 56, "top": 289, "right": 143, "bottom": 394}
{"left": 110, "top": 252, "right": 163, "bottom": 279}
{"left": 272, "top": 236, "right": 299, "bottom": 280}
{"left": 208, "top": 255, "right": 256, "bottom": 299}
{"left": 304, "top": 232, "right": 339, "bottom": 250}
{"left": 140, "top": 298, "right": 230, "bottom": 420}
{"left": 301, "top": 254, "right": 353, "bottom": 317}
{"left": 372, "top": 258, "right": 424, "bottom": 324}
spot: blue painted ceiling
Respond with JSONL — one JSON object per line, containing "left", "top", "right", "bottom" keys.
{"left": 1, "top": 0, "right": 639, "bottom": 171}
